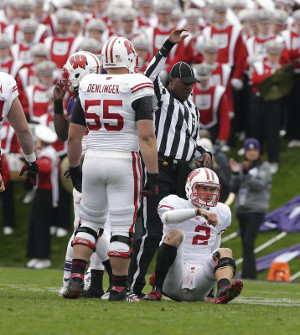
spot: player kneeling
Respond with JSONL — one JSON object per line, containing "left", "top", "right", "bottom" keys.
{"left": 144, "top": 168, "right": 243, "bottom": 304}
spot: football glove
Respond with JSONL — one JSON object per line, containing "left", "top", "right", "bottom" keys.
{"left": 141, "top": 173, "right": 159, "bottom": 197}
{"left": 19, "top": 161, "right": 39, "bottom": 186}
{"left": 69, "top": 165, "right": 82, "bottom": 193}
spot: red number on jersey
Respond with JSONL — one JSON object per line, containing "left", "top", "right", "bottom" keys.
{"left": 84, "top": 99, "right": 124, "bottom": 132}
{"left": 192, "top": 225, "right": 211, "bottom": 245}
{"left": 103, "top": 100, "right": 123, "bottom": 131}
{"left": 85, "top": 100, "right": 101, "bottom": 130}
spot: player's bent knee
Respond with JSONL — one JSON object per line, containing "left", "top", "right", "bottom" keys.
{"left": 218, "top": 247, "right": 233, "bottom": 258}
{"left": 72, "top": 226, "right": 102, "bottom": 251}
{"left": 163, "top": 229, "right": 184, "bottom": 247}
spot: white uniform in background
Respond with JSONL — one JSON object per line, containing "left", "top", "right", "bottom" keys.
{"left": 157, "top": 195, "right": 231, "bottom": 301}
{"left": 0, "top": 73, "right": 18, "bottom": 132}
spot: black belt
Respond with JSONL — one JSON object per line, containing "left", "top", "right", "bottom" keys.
{"left": 158, "top": 153, "right": 179, "bottom": 167}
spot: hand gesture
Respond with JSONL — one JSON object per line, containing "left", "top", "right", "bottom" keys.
{"left": 229, "top": 158, "right": 239, "bottom": 173}
{"left": 169, "top": 28, "right": 189, "bottom": 44}
{"left": 53, "top": 81, "right": 67, "bottom": 102}
{"left": 197, "top": 208, "right": 218, "bottom": 227}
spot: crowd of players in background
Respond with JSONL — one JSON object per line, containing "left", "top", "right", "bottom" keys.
{"left": 0, "top": 0, "right": 300, "bottom": 263}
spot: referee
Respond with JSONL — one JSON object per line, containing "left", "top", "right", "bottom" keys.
{"left": 128, "top": 28, "right": 212, "bottom": 298}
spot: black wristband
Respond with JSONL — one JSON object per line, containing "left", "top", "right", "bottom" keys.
{"left": 161, "top": 39, "right": 175, "bottom": 57}
{"left": 54, "top": 100, "right": 64, "bottom": 115}
{"left": 147, "top": 172, "right": 159, "bottom": 184}
{"left": 69, "top": 165, "right": 82, "bottom": 179}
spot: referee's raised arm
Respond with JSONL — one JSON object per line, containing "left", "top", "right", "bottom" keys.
{"left": 145, "top": 28, "right": 190, "bottom": 82}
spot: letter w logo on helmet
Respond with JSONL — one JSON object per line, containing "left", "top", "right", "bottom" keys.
{"left": 124, "top": 40, "right": 135, "bottom": 55}
{"left": 69, "top": 54, "right": 87, "bottom": 69}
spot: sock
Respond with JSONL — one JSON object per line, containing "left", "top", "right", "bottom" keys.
{"left": 217, "top": 278, "right": 231, "bottom": 292}
{"left": 153, "top": 243, "right": 177, "bottom": 291}
{"left": 71, "top": 259, "right": 88, "bottom": 281}
{"left": 102, "top": 259, "right": 112, "bottom": 286}
{"left": 89, "top": 269, "right": 104, "bottom": 291}
{"left": 110, "top": 274, "right": 128, "bottom": 297}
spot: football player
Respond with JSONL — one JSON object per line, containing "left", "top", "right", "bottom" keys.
{"left": 54, "top": 51, "right": 112, "bottom": 298}
{"left": 64, "top": 36, "right": 159, "bottom": 301}
{"left": 0, "top": 72, "right": 39, "bottom": 192}
{"left": 144, "top": 167, "right": 243, "bottom": 303}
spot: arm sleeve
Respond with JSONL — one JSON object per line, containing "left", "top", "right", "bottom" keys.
{"left": 70, "top": 98, "right": 86, "bottom": 126}
{"left": 145, "top": 39, "right": 175, "bottom": 83}
{"left": 161, "top": 208, "right": 197, "bottom": 225}
{"left": 132, "top": 96, "right": 153, "bottom": 121}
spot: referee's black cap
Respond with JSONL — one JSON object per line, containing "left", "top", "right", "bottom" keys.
{"left": 169, "top": 62, "right": 198, "bottom": 84}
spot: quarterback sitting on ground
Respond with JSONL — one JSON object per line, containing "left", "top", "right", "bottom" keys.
{"left": 144, "top": 167, "right": 243, "bottom": 303}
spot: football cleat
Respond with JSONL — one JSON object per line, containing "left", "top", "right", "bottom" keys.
{"left": 214, "top": 280, "right": 243, "bottom": 304}
{"left": 143, "top": 290, "right": 162, "bottom": 301}
{"left": 108, "top": 287, "right": 140, "bottom": 302}
{"left": 63, "top": 278, "right": 84, "bottom": 299}
{"left": 80, "top": 287, "right": 104, "bottom": 299}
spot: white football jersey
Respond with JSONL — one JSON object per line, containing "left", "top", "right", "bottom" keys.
{"left": 0, "top": 73, "right": 19, "bottom": 139}
{"left": 79, "top": 73, "right": 154, "bottom": 152}
{"left": 158, "top": 195, "right": 231, "bottom": 266}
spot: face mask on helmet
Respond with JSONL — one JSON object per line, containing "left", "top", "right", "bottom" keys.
{"left": 60, "top": 51, "right": 102, "bottom": 92}
{"left": 185, "top": 168, "right": 221, "bottom": 208}
{"left": 101, "top": 36, "right": 138, "bottom": 73}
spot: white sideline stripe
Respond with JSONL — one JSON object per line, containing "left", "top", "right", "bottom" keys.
{"left": 221, "top": 231, "right": 238, "bottom": 243}
{"left": 236, "top": 231, "right": 287, "bottom": 265}
{"left": 234, "top": 297, "right": 300, "bottom": 306}
{"left": 290, "top": 271, "right": 300, "bottom": 281}
{"left": 0, "top": 283, "right": 59, "bottom": 293}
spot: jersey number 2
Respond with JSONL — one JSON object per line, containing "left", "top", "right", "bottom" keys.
{"left": 85, "top": 99, "right": 124, "bottom": 131}
{"left": 192, "top": 225, "right": 211, "bottom": 245}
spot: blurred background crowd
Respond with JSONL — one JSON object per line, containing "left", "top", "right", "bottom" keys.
{"left": 1, "top": 0, "right": 300, "bottom": 271}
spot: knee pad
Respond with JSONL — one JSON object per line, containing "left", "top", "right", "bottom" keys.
{"left": 108, "top": 232, "right": 133, "bottom": 258}
{"left": 213, "top": 252, "right": 236, "bottom": 276}
{"left": 72, "top": 226, "right": 103, "bottom": 251}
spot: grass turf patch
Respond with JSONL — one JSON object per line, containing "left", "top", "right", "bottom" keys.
{"left": 0, "top": 268, "right": 300, "bottom": 335}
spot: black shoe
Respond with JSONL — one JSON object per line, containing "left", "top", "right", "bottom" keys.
{"left": 63, "top": 277, "right": 84, "bottom": 299}
{"left": 136, "top": 292, "right": 146, "bottom": 299}
{"left": 214, "top": 280, "right": 243, "bottom": 304}
{"left": 144, "top": 290, "right": 162, "bottom": 301}
{"left": 109, "top": 287, "right": 140, "bottom": 302}
{"left": 80, "top": 287, "right": 104, "bottom": 299}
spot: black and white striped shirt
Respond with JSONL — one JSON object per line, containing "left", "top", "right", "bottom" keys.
{"left": 145, "top": 43, "right": 201, "bottom": 162}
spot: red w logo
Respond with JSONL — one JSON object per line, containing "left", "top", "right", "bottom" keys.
{"left": 124, "top": 40, "right": 135, "bottom": 55}
{"left": 69, "top": 54, "right": 87, "bottom": 69}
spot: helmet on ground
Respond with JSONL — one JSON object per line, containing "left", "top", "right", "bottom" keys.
{"left": 185, "top": 168, "right": 221, "bottom": 208}
{"left": 101, "top": 36, "right": 137, "bottom": 73}
{"left": 61, "top": 51, "right": 102, "bottom": 92}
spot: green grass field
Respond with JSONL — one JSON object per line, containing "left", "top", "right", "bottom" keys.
{"left": 0, "top": 268, "right": 300, "bottom": 335}
{"left": 0, "top": 139, "right": 300, "bottom": 334}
